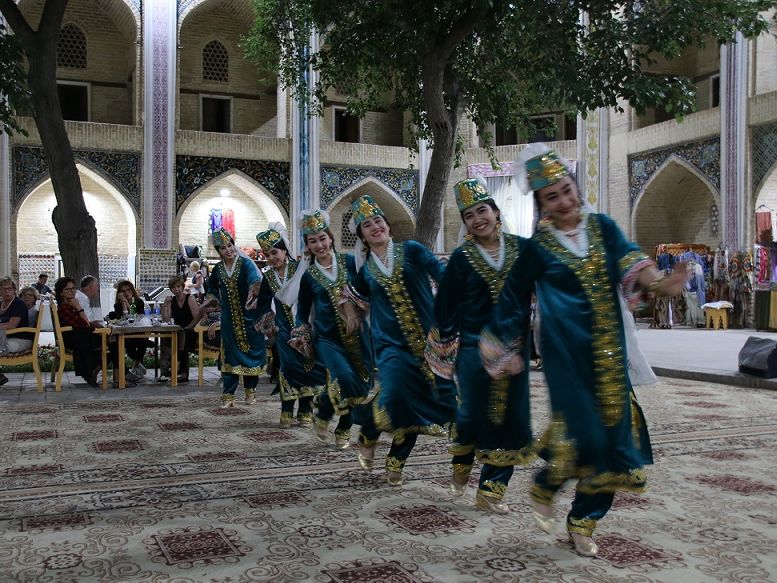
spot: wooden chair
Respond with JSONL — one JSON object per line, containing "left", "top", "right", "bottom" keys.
{"left": 0, "top": 303, "right": 45, "bottom": 391}
{"left": 194, "top": 322, "right": 220, "bottom": 385}
{"left": 49, "top": 301, "right": 74, "bottom": 391}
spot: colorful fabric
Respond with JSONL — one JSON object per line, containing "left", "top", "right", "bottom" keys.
{"left": 453, "top": 178, "right": 492, "bottom": 212}
{"left": 350, "top": 195, "right": 384, "bottom": 228}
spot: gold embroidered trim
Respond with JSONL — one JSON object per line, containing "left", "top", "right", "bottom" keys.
{"left": 462, "top": 235, "right": 521, "bottom": 426}
{"left": 220, "top": 258, "right": 250, "bottom": 353}
{"left": 567, "top": 516, "right": 598, "bottom": 537}
{"left": 222, "top": 362, "right": 266, "bottom": 376}
{"left": 461, "top": 234, "right": 521, "bottom": 304}
{"left": 449, "top": 442, "right": 475, "bottom": 456}
{"left": 535, "top": 416, "right": 578, "bottom": 486}
{"left": 359, "top": 433, "right": 378, "bottom": 447}
{"left": 386, "top": 455, "right": 405, "bottom": 472}
{"left": 576, "top": 468, "right": 648, "bottom": 495}
{"left": 476, "top": 445, "right": 537, "bottom": 467}
{"left": 308, "top": 253, "right": 371, "bottom": 383}
{"left": 480, "top": 480, "right": 507, "bottom": 499}
{"left": 619, "top": 249, "right": 649, "bottom": 275}
{"left": 452, "top": 463, "right": 473, "bottom": 475}
{"left": 530, "top": 483, "right": 555, "bottom": 506}
{"left": 327, "top": 377, "right": 374, "bottom": 412}
{"left": 369, "top": 242, "right": 434, "bottom": 384}
{"left": 279, "top": 371, "right": 322, "bottom": 401}
{"left": 334, "top": 428, "right": 351, "bottom": 440}
{"left": 371, "top": 397, "right": 449, "bottom": 440}
{"left": 535, "top": 217, "right": 625, "bottom": 426}
{"left": 280, "top": 411, "right": 294, "bottom": 423}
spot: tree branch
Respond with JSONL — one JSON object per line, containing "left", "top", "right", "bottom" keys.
{"left": 39, "top": 0, "right": 67, "bottom": 38}
{"left": 0, "top": 0, "right": 35, "bottom": 46}
{"left": 429, "top": 2, "right": 488, "bottom": 65}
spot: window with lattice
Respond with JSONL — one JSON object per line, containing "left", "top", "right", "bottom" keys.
{"left": 341, "top": 209, "right": 358, "bottom": 248}
{"left": 57, "top": 24, "right": 87, "bottom": 69}
{"left": 202, "top": 41, "right": 228, "bottom": 82}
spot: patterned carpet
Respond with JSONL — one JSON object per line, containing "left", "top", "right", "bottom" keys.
{"left": 1, "top": 376, "right": 776, "bottom": 582}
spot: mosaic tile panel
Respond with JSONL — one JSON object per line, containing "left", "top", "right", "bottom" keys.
{"left": 628, "top": 138, "right": 720, "bottom": 209}
{"left": 752, "top": 122, "right": 777, "bottom": 193}
{"left": 137, "top": 248, "right": 178, "bottom": 294}
{"left": 175, "top": 155, "right": 290, "bottom": 214}
{"left": 99, "top": 255, "right": 130, "bottom": 286}
{"left": 320, "top": 165, "right": 419, "bottom": 211}
{"left": 12, "top": 145, "right": 141, "bottom": 213}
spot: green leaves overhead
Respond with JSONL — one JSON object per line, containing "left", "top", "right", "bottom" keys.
{"left": 0, "top": 21, "right": 30, "bottom": 136}
{"left": 245, "top": 0, "right": 776, "bottom": 146}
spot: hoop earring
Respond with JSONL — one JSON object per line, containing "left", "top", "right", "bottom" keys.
{"left": 464, "top": 232, "right": 474, "bottom": 242}
{"left": 495, "top": 219, "right": 502, "bottom": 230}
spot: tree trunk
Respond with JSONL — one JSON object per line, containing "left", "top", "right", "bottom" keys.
{"left": 22, "top": 11, "right": 99, "bottom": 284}
{"left": 414, "top": 61, "right": 465, "bottom": 250}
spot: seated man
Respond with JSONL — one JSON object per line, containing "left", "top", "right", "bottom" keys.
{"left": 0, "top": 277, "right": 32, "bottom": 386}
{"left": 76, "top": 275, "right": 105, "bottom": 327}
{"left": 32, "top": 273, "right": 52, "bottom": 295}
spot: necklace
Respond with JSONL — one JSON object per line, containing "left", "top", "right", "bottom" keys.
{"left": 0, "top": 299, "right": 10, "bottom": 312}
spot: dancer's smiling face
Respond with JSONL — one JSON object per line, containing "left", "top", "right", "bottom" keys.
{"left": 306, "top": 231, "right": 333, "bottom": 260}
{"left": 267, "top": 246, "right": 287, "bottom": 269}
{"left": 462, "top": 202, "right": 499, "bottom": 242}
{"left": 359, "top": 215, "right": 390, "bottom": 246}
{"left": 536, "top": 176, "right": 581, "bottom": 229}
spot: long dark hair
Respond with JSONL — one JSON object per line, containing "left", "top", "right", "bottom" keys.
{"left": 54, "top": 276, "right": 76, "bottom": 305}
{"left": 356, "top": 216, "right": 392, "bottom": 261}
{"left": 305, "top": 229, "right": 337, "bottom": 265}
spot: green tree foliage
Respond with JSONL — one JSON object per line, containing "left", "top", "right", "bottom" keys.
{"left": 0, "top": 20, "right": 30, "bottom": 136}
{"left": 246, "top": 0, "right": 776, "bottom": 247}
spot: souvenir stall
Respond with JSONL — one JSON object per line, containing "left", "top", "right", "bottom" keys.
{"left": 651, "top": 243, "right": 711, "bottom": 329}
{"left": 753, "top": 206, "right": 777, "bottom": 331}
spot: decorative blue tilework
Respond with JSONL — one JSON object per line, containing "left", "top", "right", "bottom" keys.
{"left": 320, "top": 165, "right": 419, "bottom": 211}
{"left": 12, "top": 146, "right": 141, "bottom": 213}
{"left": 175, "top": 155, "right": 290, "bottom": 214}
{"left": 628, "top": 138, "right": 720, "bottom": 209}
{"left": 752, "top": 122, "right": 777, "bottom": 193}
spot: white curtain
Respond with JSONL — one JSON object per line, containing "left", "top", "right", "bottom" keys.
{"left": 486, "top": 176, "right": 535, "bottom": 237}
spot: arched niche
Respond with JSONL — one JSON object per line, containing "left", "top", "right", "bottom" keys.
{"left": 327, "top": 178, "right": 416, "bottom": 250}
{"left": 632, "top": 157, "right": 720, "bottom": 252}
{"left": 176, "top": 170, "right": 288, "bottom": 257}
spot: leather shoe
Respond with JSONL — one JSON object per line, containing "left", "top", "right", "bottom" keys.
{"left": 358, "top": 445, "right": 375, "bottom": 470}
{"left": 474, "top": 491, "right": 509, "bottom": 514}
{"left": 450, "top": 473, "right": 469, "bottom": 497}
{"left": 386, "top": 470, "right": 403, "bottom": 486}
{"left": 569, "top": 533, "right": 598, "bottom": 557}
{"left": 532, "top": 502, "right": 556, "bottom": 534}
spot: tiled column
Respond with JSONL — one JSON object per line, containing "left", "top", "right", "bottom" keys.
{"left": 142, "top": 0, "right": 176, "bottom": 249}
{"left": 720, "top": 33, "right": 748, "bottom": 250}
{"left": 576, "top": 107, "right": 609, "bottom": 212}
{"left": 290, "top": 32, "right": 321, "bottom": 254}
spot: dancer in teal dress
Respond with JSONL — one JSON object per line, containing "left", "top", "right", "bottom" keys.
{"left": 205, "top": 228, "right": 266, "bottom": 407}
{"left": 342, "top": 195, "right": 457, "bottom": 487}
{"left": 428, "top": 179, "right": 534, "bottom": 512}
{"left": 480, "top": 144, "right": 687, "bottom": 556}
{"left": 256, "top": 223, "right": 327, "bottom": 428}
{"left": 291, "top": 210, "right": 374, "bottom": 449}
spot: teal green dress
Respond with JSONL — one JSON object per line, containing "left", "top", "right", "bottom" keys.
{"left": 296, "top": 253, "right": 373, "bottom": 414}
{"left": 483, "top": 213, "right": 653, "bottom": 496}
{"left": 350, "top": 240, "right": 457, "bottom": 444}
{"left": 431, "top": 234, "right": 534, "bottom": 498}
{"left": 258, "top": 259, "right": 328, "bottom": 401}
{"left": 205, "top": 256, "right": 266, "bottom": 378}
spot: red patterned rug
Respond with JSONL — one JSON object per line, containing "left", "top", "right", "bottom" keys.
{"left": 1, "top": 377, "right": 776, "bottom": 582}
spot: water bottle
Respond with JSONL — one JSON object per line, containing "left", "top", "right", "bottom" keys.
{"left": 143, "top": 303, "right": 151, "bottom": 325}
{"left": 153, "top": 302, "right": 161, "bottom": 324}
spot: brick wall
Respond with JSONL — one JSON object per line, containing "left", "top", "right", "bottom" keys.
{"left": 21, "top": 0, "right": 136, "bottom": 125}
{"left": 14, "top": 172, "right": 133, "bottom": 257}
{"left": 178, "top": 5, "right": 277, "bottom": 135}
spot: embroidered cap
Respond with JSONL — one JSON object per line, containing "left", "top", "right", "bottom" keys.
{"left": 211, "top": 228, "right": 233, "bottom": 248}
{"left": 515, "top": 143, "right": 571, "bottom": 193}
{"left": 300, "top": 209, "right": 330, "bottom": 236}
{"left": 256, "top": 228, "right": 282, "bottom": 253}
{"left": 351, "top": 195, "right": 384, "bottom": 228}
{"left": 454, "top": 177, "right": 492, "bottom": 212}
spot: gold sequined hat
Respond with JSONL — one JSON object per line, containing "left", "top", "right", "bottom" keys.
{"left": 300, "top": 209, "right": 330, "bottom": 236}
{"left": 350, "top": 195, "right": 384, "bottom": 228}
{"left": 211, "top": 228, "right": 233, "bottom": 248}
{"left": 255, "top": 228, "right": 282, "bottom": 253}
{"left": 454, "top": 178, "right": 492, "bottom": 212}
{"left": 515, "top": 143, "right": 571, "bottom": 193}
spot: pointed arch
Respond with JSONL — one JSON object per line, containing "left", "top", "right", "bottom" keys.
{"left": 327, "top": 177, "right": 416, "bottom": 249}
{"left": 632, "top": 157, "right": 720, "bottom": 251}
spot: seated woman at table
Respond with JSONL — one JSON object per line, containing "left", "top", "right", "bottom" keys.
{"left": 0, "top": 278, "right": 33, "bottom": 386}
{"left": 54, "top": 276, "right": 121, "bottom": 387}
{"left": 108, "top": 280, "right": 151, "bottom": 379}
{"left": 18, "top": 286, "right": 40, "bottom": 327}
{"left": 160, "top": 275, "right": 200, "bottom": 383}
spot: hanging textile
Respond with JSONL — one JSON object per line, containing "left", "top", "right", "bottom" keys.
{"left": 209, "top": 208, "right": 223, "bottom": 234}
{"left": 485, "top": 176, "right": 535, "bottom": 237}
{"left": 222, "top": 208, "right": 236, "bottom": 238}
{"left": 756, "top": 211, "right": 773, "bottom": 246}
